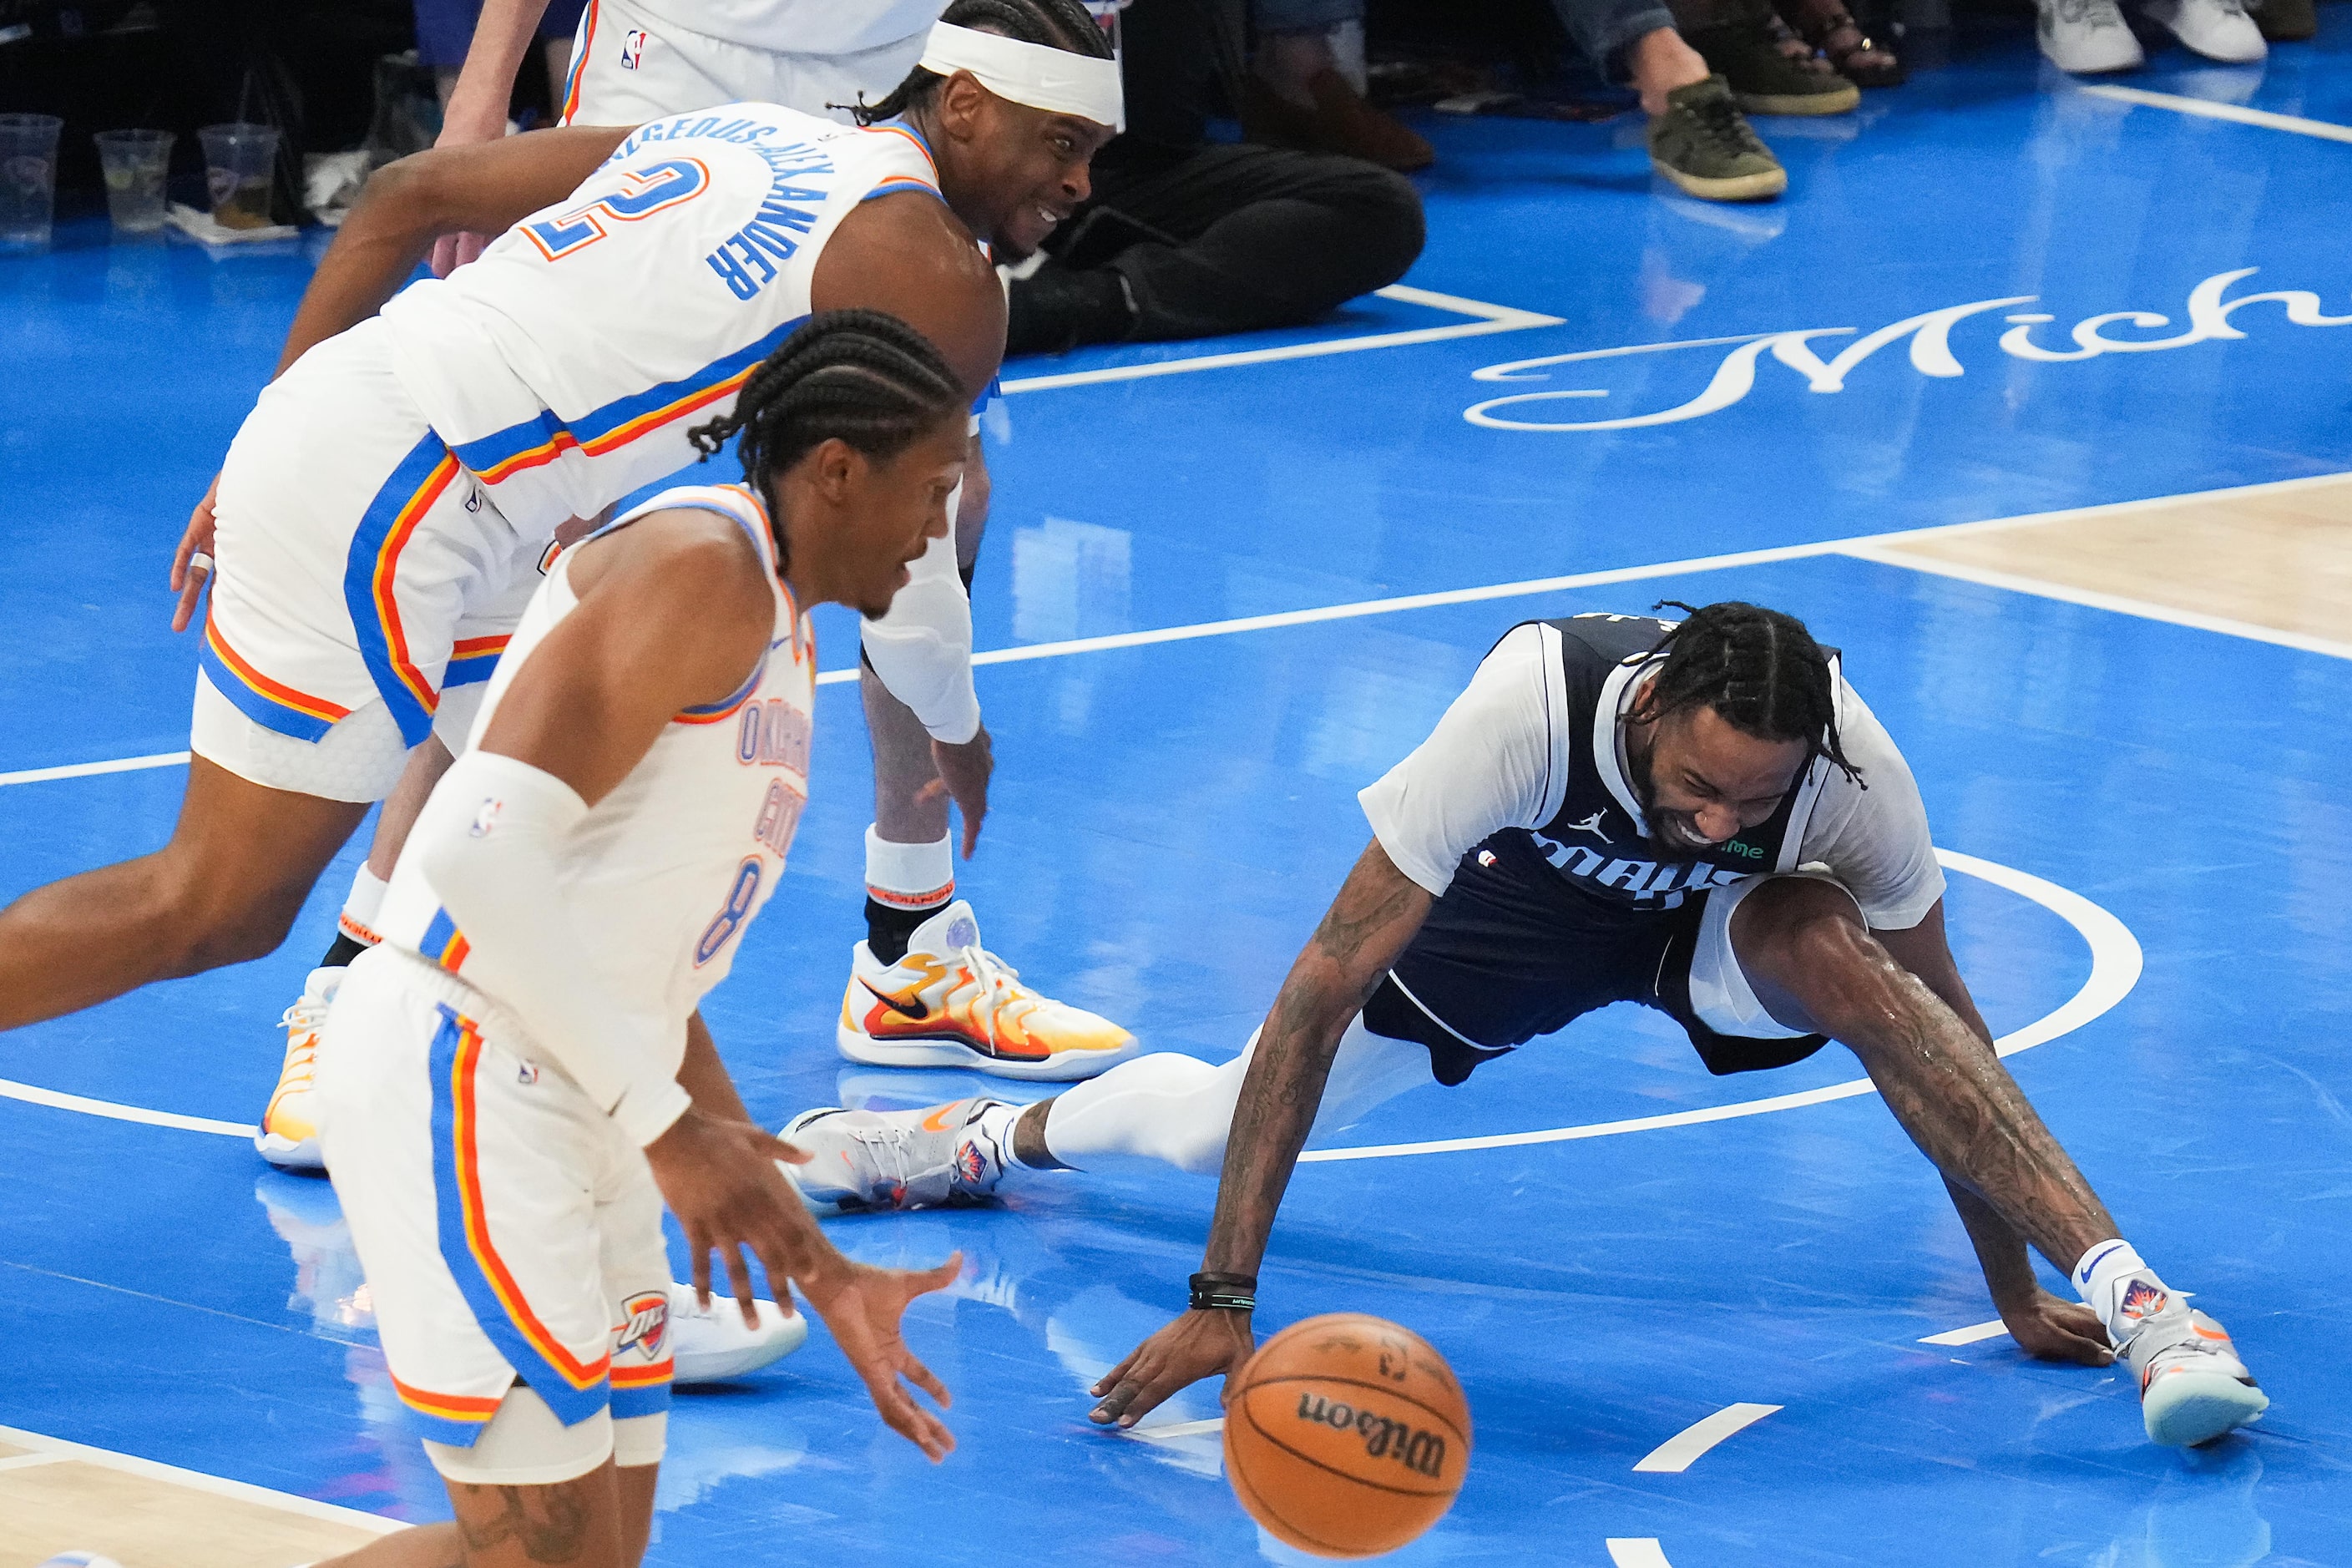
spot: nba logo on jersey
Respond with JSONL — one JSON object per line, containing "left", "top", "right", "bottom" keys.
{"left": 620, "top": 28, "right": 649, "bottom": 69}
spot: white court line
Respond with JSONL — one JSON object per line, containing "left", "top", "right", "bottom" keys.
{"left": 1838, "top": 543, "right": 2352, "bottom": 661}
{"left": 1920, "top": 1319, "right": 2011, "bottom": 1347}
{"left": 997, "top": 286, "right": 1566, "bottom": 394}
{"left": 1631, "top": 1403, "right": 1782, "bottom": 1473}
{"left": 1606, "top": 1540, "right": 1677, "bottom": 1568}
{"left": 8, "top": 470, "right": 2347, "bottom": 792}
{"left": 0, "top": 1450, "right": 72, "bottom": 1471}
{"left": 0, "top": 1421, "right": 402, "bottom": 1535}
{"left": 2079, "top": 83, "right": 2352, "bottom": 145}
{"left": 0, "top": 847, "right": 2135, "bottom": 1143}
{"left": 1301, "top": 847, "right": 2142, "bottom": 1164}
{"left": 1124, "top": 1416, "right": 1227, "bottom": 1441}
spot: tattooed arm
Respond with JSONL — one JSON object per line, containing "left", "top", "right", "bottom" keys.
{"left": 1871, "top": 903, "right": 2112, "bottom": 1365}
{"left": 1087, "top": 840, "right": 1433, "bottom": 1426}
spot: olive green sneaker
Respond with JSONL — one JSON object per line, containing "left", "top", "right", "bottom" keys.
{"left": 1648, "top": 77, "right": 1787, "bottom": 203}
{"left": 1685, "top": 18, "right": 1861, "bottom": 115}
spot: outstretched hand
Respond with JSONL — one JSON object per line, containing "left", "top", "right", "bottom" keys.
{"left": 1090, "top": 1308, "right": 1257, "bottom": 1429}
{"left": 919, "top": 724, "right": 994, "bottom": 858}
{"left": 1996, "top": 1287, "right": 2113, "bottom": 1365}
{"left": 800, "top": 1253, "right": 965, "bottom": 1461}
{"left": 171, "top": 472, "right": 222, "bottom": 633}
{"left": 642, "top": 1107, "right": 817, "bottom": 1329}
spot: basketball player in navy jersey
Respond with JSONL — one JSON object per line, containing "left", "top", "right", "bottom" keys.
{"left": 780, "top": 600, "right": 2270, "bottom": 1452}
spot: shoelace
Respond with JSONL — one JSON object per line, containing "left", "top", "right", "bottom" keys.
{"left": 1684, "top": 94, "right": 1764, "bottom": 159}
{"left": 946, "top": 944, "right": 1048, "bottom": 1033}
{"left": 273, "top": 998, "right": 329, "bottom": 1091}
{"left": 847, "top": 1122, "right": 918, "bottom": 1194}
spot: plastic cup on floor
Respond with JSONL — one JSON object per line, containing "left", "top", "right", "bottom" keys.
{"left": 95, "top": 128, "right": 175, "bottom": 233}
{"left": 196, "top": 122, "right": 278, "bottom": 230}
{"left": 0, "top": 114, "right": 63, "bottom": 252}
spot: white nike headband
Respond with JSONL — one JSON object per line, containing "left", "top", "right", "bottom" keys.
{"left": 916, "top": 21, "right": 1124, "bottom": 129}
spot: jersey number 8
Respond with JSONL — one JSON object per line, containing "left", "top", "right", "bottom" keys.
{"left": 523, "top": 157, "right": 711, "bottom": 263}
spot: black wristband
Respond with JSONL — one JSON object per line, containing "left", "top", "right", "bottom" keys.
{"left": 1189, "top": 1271, "right": 1257, "bottom": 1313}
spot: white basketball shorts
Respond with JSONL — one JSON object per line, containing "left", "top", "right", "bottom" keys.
{"left": 557, "top": 0, "right": 928, "bottom": 127}
{"left": 194, "top": 316, "right": 539, "bottom": 802}
{"left": 320, "top": 948, "right": 675, "bottom": 1481}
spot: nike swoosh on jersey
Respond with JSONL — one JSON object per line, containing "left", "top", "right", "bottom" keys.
{"left": 861, "top": 979, "right": 929, "bottom": 1022}
{"left": 2078, "top": 1242, "right": 2126, "bottom": 1285}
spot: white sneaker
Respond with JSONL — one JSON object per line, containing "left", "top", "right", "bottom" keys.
{"left": 2113, "top": 1281, "right": 2269, "bottom": 1446}
{"left": 2141, "top": 0, "right": 2267, "bottom": 60}
{"left": 781, "top": 1098, "right": 1013, "bottom": 1212}
{"left": 666, "top": 1282, "right": 808, "bottom": 1383}
{"left": 837, "top": 901, "right": 1137, "bottom": 1081}
{"left": 255, "top": 967, "right": 342, "bottom": 1171}
{"left": 2039, "top": 0, "right": 2147, "bottom": 69}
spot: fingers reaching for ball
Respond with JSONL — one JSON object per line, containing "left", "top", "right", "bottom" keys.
{"left": 1090, "top": 1308, "right": 1257, "bottom": 1428}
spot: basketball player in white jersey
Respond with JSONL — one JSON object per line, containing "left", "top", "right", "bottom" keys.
{"left": 417, "top": 0, "right": 1138, "bottom": 1115}
{"left": 0, "top": 26, "right": 1125, "bottom": 1090}
{"left": 777, "top": 603, "right": 2270, "bottom": 1454}
{"left": 305, "top": 312, "right": 971, "bottom": 1568}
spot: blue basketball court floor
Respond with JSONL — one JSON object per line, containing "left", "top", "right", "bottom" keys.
{"left": 3, "top": 18, "right": 2349, "bottom": 1566}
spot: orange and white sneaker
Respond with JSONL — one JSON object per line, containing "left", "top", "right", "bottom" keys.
{"left": 255, "top": 966, "right": 341, "bottom": 1171}
{"left": 2117, "top": 1286, "right": 2269, "bottom": 1447}
{"left": 838, "top": 900, "right": 1136, "bottom": 1081}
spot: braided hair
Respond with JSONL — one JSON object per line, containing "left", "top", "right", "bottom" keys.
{"left": 1640, "top": 601, "right": 1864, "bottom": 785}
{"left": 686, "top": 311, "right": 965, "bottom": 564}
{"left": 846, "top": 0, "right": 1114, "bottom": 125}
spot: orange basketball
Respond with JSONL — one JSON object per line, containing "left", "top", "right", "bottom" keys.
{"left": 1222, "top": 1313, "right": 1471, "bottom": 1559}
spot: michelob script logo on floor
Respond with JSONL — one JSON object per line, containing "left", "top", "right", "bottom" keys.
{"left": 1464, "top": 269, "right": 2350, "bottom": 432}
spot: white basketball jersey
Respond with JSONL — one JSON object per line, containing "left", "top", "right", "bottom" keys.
{"left": 375, "top": 483, "right": 815, "bottom": 1076}
{"left": 378, "top": 104, "right": 944, "bottom": 536}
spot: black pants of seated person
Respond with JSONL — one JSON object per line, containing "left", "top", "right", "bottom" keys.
{"left": 1005, "top": 139, "right": 1427, "bottom": 357}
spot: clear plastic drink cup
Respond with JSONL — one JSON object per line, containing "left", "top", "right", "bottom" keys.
{"left": 0, "top": 114, "right": 63, "bottom": 251}
{"left": 197, "top": 122, "right": 279, "bottom": 230}
{"left": 95, "top": 129, "right": 175, "bottom": 233}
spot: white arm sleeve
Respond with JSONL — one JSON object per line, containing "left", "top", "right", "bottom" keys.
{"left": 1356, "top": 623, "right": 1566, "bottom": 897}
{"left": 858, "top": 477, "right": 981, "bottom": 745}
{"left": 414, "top": 750, "right": 692, "bottom": 1146}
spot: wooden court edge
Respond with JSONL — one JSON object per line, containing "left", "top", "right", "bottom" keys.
{"left": 0, "top": 1420, "right": 405, "bottom": 1534}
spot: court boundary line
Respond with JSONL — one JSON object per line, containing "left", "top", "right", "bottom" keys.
{"left": 995, "top": 285, "right": 1567, "bottom": 394}
{"left": 1631, "top": 1403, "right": 1782, "bottom": 1473}
{"left": 2078, "top": 83, "right": 2352, "bottom": 145}
{"left": 0, "top": 1420, "right": 404, "bottom": 1535}
{"left": 5, "top": 469, "right": 2344, "bottom": 793}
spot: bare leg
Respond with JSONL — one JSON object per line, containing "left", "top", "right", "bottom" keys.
{"left": 367, "top": 736, "right": 457, "bottom": 880}
{"left": 0, "top": 757, "right": 366, "bottom": 1029}
{"left": 543, "top": 34, "right": 574, "bottom": 109}
{"left": 1728, "top": 878, "right": 2117, "bottom": 1271}
{"left": 316, "top": 1462, "right": 656, "bottom": 1568}
{"left": 1627, "top": 26, "right": 1713, "bottom": 114}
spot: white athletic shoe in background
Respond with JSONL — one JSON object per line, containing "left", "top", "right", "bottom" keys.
{"left": 2039, "top": 0, "right": 2147, "bottom": 69}
{"left": 2141, "top": 0, "right": 2267, "bottom": 60}
{"left": 837, "top": 901, "right": 1136, "bottom": 1081}
{"left": 2114, "top": 1281, "right": 2269, "bottom": 1446}
{"left": 666, "top": 1282, "right": 808, "bottom": 1383}
{"left": 255, "top": 967, "right": 343, "bottom": 1171}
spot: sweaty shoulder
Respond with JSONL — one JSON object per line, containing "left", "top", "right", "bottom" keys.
{"left": 811, "top": 192, "right": 1005, "bottom": 394}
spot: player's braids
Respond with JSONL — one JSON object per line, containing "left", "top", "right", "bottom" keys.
{"left": 842, "top": 0, "right": 1114, "bottom": 125}
{"left": 1643, "top": 600, "right": 1864, "bottom": 785}
{"left": 685, "top": 311, "right": 964, "bottom": 559}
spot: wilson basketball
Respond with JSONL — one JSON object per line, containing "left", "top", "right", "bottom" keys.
{"left": 1223, "top": 1313, "right": 1471, "bottom": 1558}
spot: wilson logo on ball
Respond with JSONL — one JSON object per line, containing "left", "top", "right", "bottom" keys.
{"left": 1292, "top": 1392, "right": 1449, "bottom": 1479}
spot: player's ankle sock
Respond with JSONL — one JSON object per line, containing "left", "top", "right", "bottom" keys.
{"left": 864, "top": 826, "right": 953, "bottom": 965}
{"left": 974, "top": 1100, "right": 1046, "bottom": 1173}
{"left": 318, "top": 864, "right": 389, "bottom": 969}
{"left": 2072, "top": 1238, "right": 2172, "bottom": 1342}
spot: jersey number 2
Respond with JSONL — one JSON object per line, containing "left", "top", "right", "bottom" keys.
{"left": 523, "top": 157, "right": 711, "bottom": 262}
